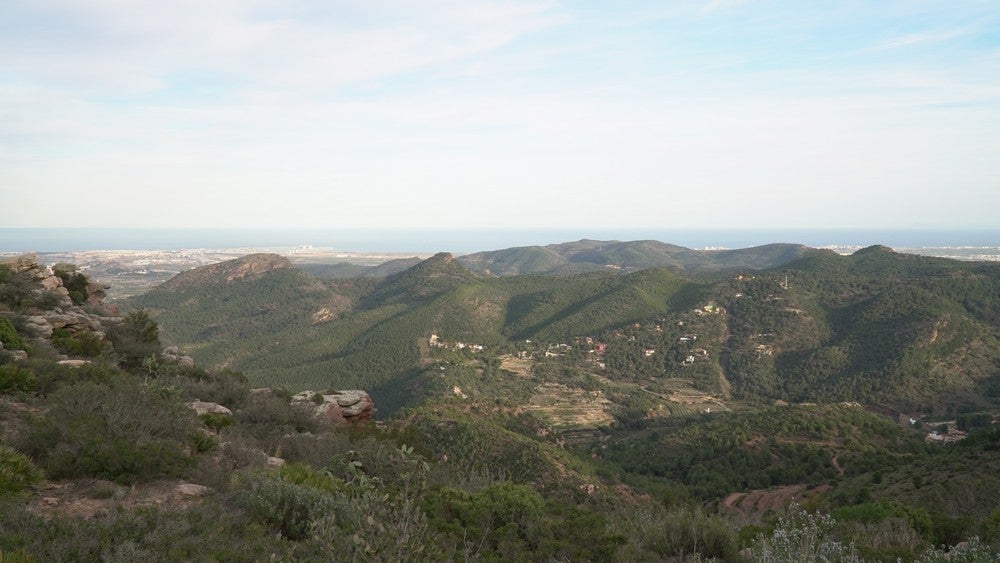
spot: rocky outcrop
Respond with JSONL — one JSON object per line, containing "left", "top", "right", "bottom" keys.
{"left": 23, "top": 316, "right": 54, "bottom": 339}
{"left": 162, "top": 346, "right": 195, "bottom": 368}
{"left": 1, "top": 255, "right": 118, "bottom": 341}
{"left": 188, "top": 401, "right": 233, "bottom": 417}
{"left": 291, "top": 389, "right": 376, "bottom": 426}
{"left": 7, "top": 350, "right": 27, "bottom": 361}
{"left": 85, "top": 281, "right": 109, "bottom": 306}
{"left": 1, "top": 254, "right": 72, "bottom": 307}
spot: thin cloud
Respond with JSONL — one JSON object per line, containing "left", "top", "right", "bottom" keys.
{"left": 874, "top": 27, "right": 973, "bottom": 51}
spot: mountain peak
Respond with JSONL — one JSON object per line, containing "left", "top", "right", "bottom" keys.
{"left": 854, "top": 245, "right": 896, "bottom": 255}
{"left": 369, "top": 251, "right": 477, "bottom": 303}
{"left": 159, "top": 253, "right": 295, "bottom": 291}
{"left": 427, "top": 252, "right": 454, "bottom": 264}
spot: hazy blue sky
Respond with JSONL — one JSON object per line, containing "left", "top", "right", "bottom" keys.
{"left": 2, "top": 1, "right": 998, "bottom": 230}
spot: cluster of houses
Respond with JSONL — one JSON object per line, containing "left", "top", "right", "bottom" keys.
{"left": 428, "top": 334, "right": 484, "bottom": 352}
{"left": 694, "top": 302, "right": 721, "bottom": 315}
{"left": 900, "top": 414, "right": 971, "bottom": 444}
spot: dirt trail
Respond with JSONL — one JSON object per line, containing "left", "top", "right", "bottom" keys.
{"left": 831, "top": 454, "right": 844, "bottom": 475}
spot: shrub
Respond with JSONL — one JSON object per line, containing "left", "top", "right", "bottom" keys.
{"left": 0, "top": 446, "right": 44, "bottom": 496}
{"left": 52, "top": 265, "right": 88, "bottom": 306}
{"left": 0, "top": 497, "right": 295, "bottom": 561}
{"left": 235, "top": 393, "right": 318, "bottom": 436}
{"left": 31, "top": 361, "right": 123, "bottom": 396}
{"left": 106, "top": 310, "right": 161, "bottom": 370}
{"left": 0, "top": 364, "right": 38, "bottom": 393}
{"left": 0, "top": 266, "right": 39, "bottom": 310}
{"left": 50, "top": 329, "right": 107, "bottom": 358}
{"left": 0, "top": 318, "right": 26, "bottom": 352}
{"left": 0, "top": 365, "right": 36, "bottom": 394}
{"left": 278, "top": 463, "right": 343, "bottom": 493}
{"left": 32, "top": 292, "right": 62, "bottom": 311}
{"left": 232, "top": 471, "right": 339, "bottom": 540}
{"left": 162, "top": 368, "right": 249, "bottom": 410}
{"left": 614, "top": 505, "right": 738, "bottom": 561}
{"left": 424, "top": 481, "right": 622, "bottom": 561}
{"left": 748, "top": 506, "right": 861, "bottom": 562}
{"left": 191, "top": 431, "right": 218, "bottom": 453}
{"left": 916, "top": 536, "right": 1000, "bottom": 562}
{"left": 15, "top": 380, "right": 198, "bottom": 484}
{"left": 199, "top": 412, "right": 234, "bottom": 433}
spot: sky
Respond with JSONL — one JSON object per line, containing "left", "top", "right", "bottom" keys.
{"left": 1, "top": 0, "right": 999, "bottom": 230}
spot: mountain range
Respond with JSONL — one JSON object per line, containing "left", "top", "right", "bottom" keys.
{"left": 126, "top": 240, "right": 1000, "bottom": 418}
{"left": 4, "top": 239, "right": 1000, "bottom": 560}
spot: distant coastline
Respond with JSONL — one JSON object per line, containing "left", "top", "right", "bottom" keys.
{"left": 1, "top": 227, "right": 998, "bottom": 254}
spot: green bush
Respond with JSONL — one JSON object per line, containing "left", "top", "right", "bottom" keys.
{"left": 32, "top": 361, "right": 124, "bottom": 396}
{"left": 163, "top": 368, "right": 249, "bottom": 410}
{"left": 0, "top": 497, "right": 295, "bottom": 561}
{"left": 50, "top": 329, "right": 107, "bottom": 358}
{"left": 0, "top": 446, "right": 43, "bottom": 496}
{"left": 235, "top": 393, "right": 318, "bottom": 436}
{"left": 748, "top": 507, "right": 860, "bottom": 562}
{"left": 425, "top": 481, "right": 623, "bottom": 561}
{"left": 0, "top": 365, "right": 36, "bottom": 394}
{"left": 32, "top": 292, "right": 62, "bottom": 311}
{"left": 0, "top": 547, "right": 35, "bottom": 563}
{"left": 198, "top": 412, "right": 234, "bottom": 433}
{"left": 191, "top": 431, "right": 218, "bottom": 453}
{"left": 614, "top": 505, "right": 737, "bottom": 561}
{"left": 107, "top": 310, "right": 161, "bottom": 371}
{"left": 16, "top": 380, "right": 198, "bottom": 484}
{"left": 0, "top": 266, "right": 39, "bottom": 310}
{"left": 233, "top": 471, "right": 339, "bottom": 540}
{"left": 52, "top": 265, "right": 88, "bottom": 306}
{"left": 278, "top": 463, "right": 343, "bottom": 493}
{"left": 0, "top": 318, "right": 26, "bottom": 352}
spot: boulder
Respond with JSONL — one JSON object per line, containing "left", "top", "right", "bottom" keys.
{"left": 8, "top": 350, "right": 27, "bottom": 361}
{"left": 341, "top": 394, "right": 375, "bottom": 418}
{"left": 1, "top": 254, "right": 42, "bottom": 276}
{"left": 266, "top": 456, "right": 286, "bottom": 468}
{"left": 40, "top": 275, "right": 63, "bottom": 291}
{"left": 334, "top": 390, "right": 365, "bottom": 407}
{"left": 188, "top": 401, "right": 233, "bottom": 416}
{"left": 292, "top": 389, "right": 376, "bottom": 427}
{"left": 57, "top": 359, "right": 90, "bottom": 368}
{"left": 85, "top": 282, "right": 109, "bottom": 304}
{"left": 176, "top": 484, "right": 212, "bottom": 497}
{"left": 24, "top": 316, "right": 53, "bottom": 338}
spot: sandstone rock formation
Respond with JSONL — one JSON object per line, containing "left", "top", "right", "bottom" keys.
{"left": 291, "top": 389, "right": 376, "bottom": 426}
{"left": 1, "top": 254, "right": 119, "bottom": 341}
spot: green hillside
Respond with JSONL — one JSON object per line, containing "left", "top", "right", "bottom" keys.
{"left": 457, "top": 239, "right": 814, "bottom": 275}
{"left": 128, "top": 253, "right": 703, "bottom": 398}
{"left": 126, "top": 245, "right": 1000, "bottom": 419}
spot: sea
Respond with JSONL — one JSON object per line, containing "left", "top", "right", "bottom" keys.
{"left": 1, "top": 228, "right": 999, "bottom": 259}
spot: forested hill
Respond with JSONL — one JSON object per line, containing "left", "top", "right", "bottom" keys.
{"left": 455, "top": 239, "right": 815, "bottom": 275}
{"left": 125, "top": 243, "right": 1000, "bottom": 417}
{"left": 157, "top": 253, "right": 299, "bottom": 290}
